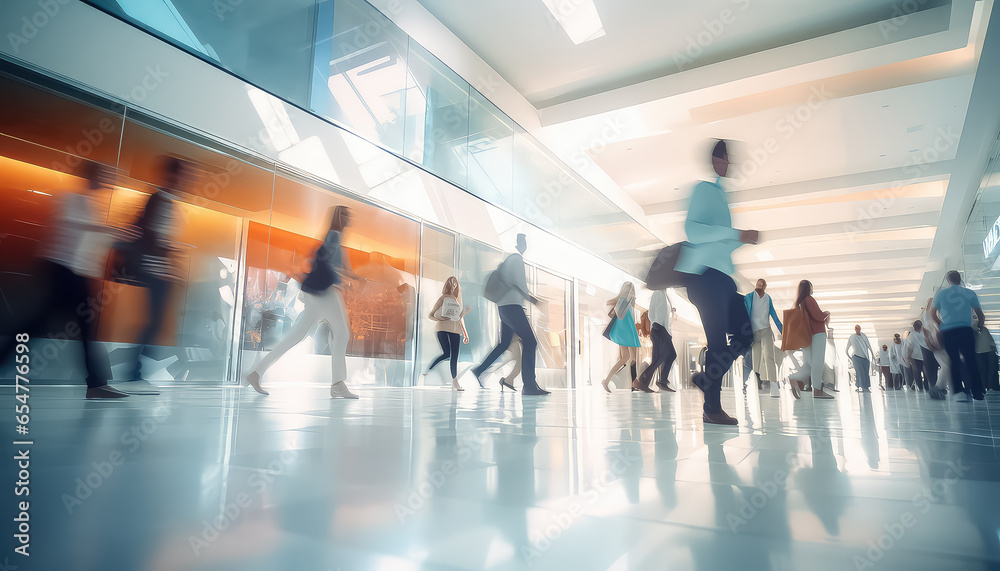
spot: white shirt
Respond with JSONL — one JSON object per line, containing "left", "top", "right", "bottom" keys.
{"left": 847, "top": 332, "right": 874, "bottom": 361}
{"left": 889, "top": 343, "right": 904, "bottom": 373}
{"left": 495, "top": 253, "right": 529, "bottom": 307}
{"left": 909, "top": 329, "right": 927, "bottom": 350}
{"left": 750, "top": 291, "right": 771, "bottom": 332}
{"left": 648, "top": 290, "right": 671, "bottom": 332}
{"left": 43, "top": 192, "right": 109, "bottom": 278}
{"left": 879, "top": 348, "right": 890, "bottom": 366}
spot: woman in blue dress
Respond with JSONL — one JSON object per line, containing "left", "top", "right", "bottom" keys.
{"left": 601, "top": 282, "right": 642, "bottom": 393}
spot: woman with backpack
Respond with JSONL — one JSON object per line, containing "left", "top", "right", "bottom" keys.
{"left": 245, "top": 206, "right": 365, "bottom": 398}
{"left": 424, "top": 277, "right": 471, "bottom": 391}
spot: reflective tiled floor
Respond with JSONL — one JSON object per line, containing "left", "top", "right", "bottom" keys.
{"left": 5, "top": 381, "right": 1000, "bottom": 570}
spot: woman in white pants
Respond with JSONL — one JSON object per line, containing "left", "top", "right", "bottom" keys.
{"left": 245, "top": 206, "right": 363, "bottom": 398}
{"left": 787, "top": 280, "right": 834, "bottom": 399}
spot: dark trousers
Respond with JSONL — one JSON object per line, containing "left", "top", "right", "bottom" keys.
{"left": 892, "top": 373, "right": 903, "bottom": 390}
{"left": 130, "top": 277, "right": 170, "bottom": 380}
{"left": 879, "top": 366, "right": 890, "bottom": 388}
{"left": 942, "top": 327, "right": 983, "bottom": 397}
{"left": 852, "top": 356, "right": 871, "bottom": 389}
{"left": 682, "top": 269, "right": 752, "bottom": 414}
{"left": 428, "top": 331, "right": 461, "bottom": 378}
{"left": 976, "top": 352, "right": 999, "bottom": 392}
{"left": 475, "top": 305, "right": 539, "bottom": 389}
{"left": 639, "top": 323, "right": 676, "bottom": 387}
{"left": 911, "top": 359, "right": 925, "bottom": 390}
{"left": 1, "top": 261, "right": 108, "bottom": 388}
{"left": 921, "top": 347, "right": 939, "bottom": 387}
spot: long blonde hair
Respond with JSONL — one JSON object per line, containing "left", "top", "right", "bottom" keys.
{"left": 442, "top": 276, "right": 462, "bottom": 304}
{"left": 618, "top": 281, "right": 635, "bottom": 303}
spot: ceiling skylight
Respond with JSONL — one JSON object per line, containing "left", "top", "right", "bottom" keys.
{"left": 540, "top": 0, "right": 605, "bottom": 45}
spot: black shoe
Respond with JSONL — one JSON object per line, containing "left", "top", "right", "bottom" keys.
{"left": 86, "top": 385, "right": 130, "bottom": 399}
{"left": 973, "top": 393, "right": 986, "bottom": 401}
{"left": 703, "top": 410, "right": 738, "bottom": 426}
{"left": 500, "top": 377, "right": 516, "bottom": 392}
{"left": 522, "top": 385, "right": 550, "bottom": 396}
{"left": 657, "top": 382, "right": 675, "bottom": 393}
{"left": 113, "top": 379, "right": 161, "bottom": 395}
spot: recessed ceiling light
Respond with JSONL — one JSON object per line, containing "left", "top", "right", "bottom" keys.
{"left": 766, "top": 268, "right": 784, "bottom": 276}
{"left": 756, "top": 250, "right": 774, "bottom": 261}
{"left": 540, "top": 0, "right": 605, "bottom": 44}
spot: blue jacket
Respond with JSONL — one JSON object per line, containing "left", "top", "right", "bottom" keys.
{"left": 744, "top": 292, "right": 782, "bottom": 333}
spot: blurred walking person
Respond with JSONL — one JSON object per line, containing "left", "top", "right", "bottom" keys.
{"left": 929, "top": 270, "right": 986, "bottom": 402}
{"left": 425, "top": 277, "right": 471, "bottom": 391}
{"left": 787, "top": 280, "right": 834, "bottom": 399}
{"left": 118, "top": 157, "right": 194, "bottom": 395}
{"left": 635, "top": 288, "right": 677, "bottom": 392}
{"left": 1, "top": 162, "right": 127, "bottom": 399}
{"left": 878, "top": 344, "right": 890, "bottom": 390}
{"left": 245, "top": 206, "right": 364, "bottom": 398}
{"left": 909, "top": 321, "right": 929, "bottom": 391}
{"left": 480, "top": 334, "right": 522, "bottom": 392}
{"left": 889, "top": 334, "right": 905, "bottom": 390}
{"left": 601, "top": 282, "right": 642, "bottom": 393}
{"left": 846, "top": 325, "right": 876, "bottom": 393}
{"left": 973, "top": 313, "right": 998, "bottom": 392}
{"left": 745, "top": 278, "right": 783, "bottom": 397}
{"left": 675, "top": 140, "right": 759, "bottom": 425}
{"left": 473, "top": 234, "right": 549, "bottom": 395}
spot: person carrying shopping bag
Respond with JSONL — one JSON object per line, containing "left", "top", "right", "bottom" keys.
{"left": 601, "top": 282, "right": 643, "bottom": 393}
{"left": 784, "top": 280, "right": 833, "bottom": 399}
{"left": 425, "top": 277, "right": 471, "bottom": 391}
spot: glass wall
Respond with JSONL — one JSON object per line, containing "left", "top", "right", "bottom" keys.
{"left": 532, "top": 267, "right": 570, "bottom": 388}
{"left": 416, "top": 224, "right": 456, "bottom": 386}
{"left": 81, "top": 0, "right": 663, "bottom": 276}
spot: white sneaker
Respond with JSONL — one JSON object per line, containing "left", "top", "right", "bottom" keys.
{"left": 953, "top": 391, "right": 970, "bottom": 403}
{"left": 330, "top": 381, "right": 359, "bottom": 399}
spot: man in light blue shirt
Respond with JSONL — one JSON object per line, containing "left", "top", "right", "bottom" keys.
{"left": 678, "top": 140, "right": 760, "bottom": 425}
{"left": 930, "top": 270, "right": 986, "bottom": 401}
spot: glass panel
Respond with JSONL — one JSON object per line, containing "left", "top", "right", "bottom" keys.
{"left": 457, "top": 236, "right": 504, "bottom": 370}
{"left": 87, "top": 0, "right": 317, "bottom": 107}
{"left": 577, "top": 280, "right": 619, "bottom": 390}
{"left": 416, "top": 224, "right": 457, "bottom": 386}
{"left": 404, "top": 41, "right": 470, "bottom": 189}
{"left": 533, "top": 267, "right": 569, "bottom": 388}
{"left": 467, "top": 88, "right": 513, "bottom": 210}
{"left": 240, "top": 167, "right": 420, "bottom": 387}
{"left": 310, "top": 0, "right": 409, "bottom": 153}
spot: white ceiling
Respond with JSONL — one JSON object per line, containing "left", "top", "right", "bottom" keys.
{"left": 415, "top": 0, "right": 998, "bottom": 341}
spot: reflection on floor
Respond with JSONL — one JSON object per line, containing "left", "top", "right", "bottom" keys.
{"left": 6, "top": 382, "right": 1000, "bottom": 570}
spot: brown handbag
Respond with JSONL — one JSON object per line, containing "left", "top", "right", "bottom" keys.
{"left": 781, "top": 306, "right": 812, "bottom": 351}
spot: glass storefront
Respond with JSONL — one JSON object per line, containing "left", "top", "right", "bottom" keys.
{"left": 0, "top": 63, "right": 602, "bottom": 388}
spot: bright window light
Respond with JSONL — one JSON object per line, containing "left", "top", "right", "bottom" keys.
{"left": 756, "top": 250, "right": 774, "bottom": 261}
{"left": 540, "top": 0, "right": 606, "bottom": 44}
{"left": 814, "top": 290, "right": 870, "bottom": 298}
